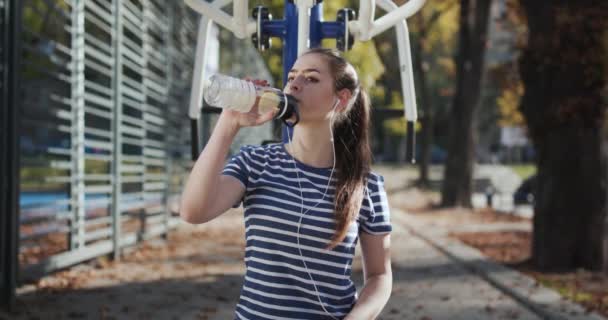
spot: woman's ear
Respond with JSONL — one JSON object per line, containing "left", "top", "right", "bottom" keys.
{"left": 335, "top": 89, "right": 353, "bottom": 112}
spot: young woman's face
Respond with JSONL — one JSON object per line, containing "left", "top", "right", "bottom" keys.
{"left": 284, "top": 53, "right": 337, "bottom": 123}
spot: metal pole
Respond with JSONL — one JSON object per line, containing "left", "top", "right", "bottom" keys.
{"left": 309, "top": 2, "right": 323, "bottom": 48}
{"left": 282, "top": 2, "right": 299, "bottom": 85}
{"left": 162, "top": 1, "right": 175, "bottom": 240}
{"left": 1, "top": 0, "right": 21, "bottom": 310}
{"left": 70, "top": 0, "right": 86, "bottom": 251}
{"left": 281, "top": 1, "right": 298, "bottom": 142}
{"left": 111, "top": 0, "right": 124, "bottom": 260}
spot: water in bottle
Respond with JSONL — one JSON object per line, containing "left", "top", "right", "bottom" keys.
{"left": 204, "top": 74, "right": 299, "bottom": 126}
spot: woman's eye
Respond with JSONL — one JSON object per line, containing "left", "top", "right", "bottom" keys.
{"left": 306, "top": 77, "right": 319, "bottom": 83}
{"left": 287, "top": 77, "right": 294, "bottom": 82}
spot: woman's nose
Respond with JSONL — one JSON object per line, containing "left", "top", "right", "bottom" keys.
{"left": 288, "top": 80, "right": 301, "bottom": 93}
{"left": 288, "top": 75, "right": 305, "bottom": 93}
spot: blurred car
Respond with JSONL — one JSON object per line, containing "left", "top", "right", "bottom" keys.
{"left": 513, "top": 174, "right": 536, "bottom": 205}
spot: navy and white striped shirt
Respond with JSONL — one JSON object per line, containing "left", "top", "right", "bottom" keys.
{"left": 222, "top": 143, "right": 391, "bottom": 320}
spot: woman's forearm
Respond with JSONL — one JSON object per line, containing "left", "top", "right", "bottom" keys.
{"left": 179, "top": 114, "right": 239, "bottom": 223}
{"left": 345, "top": 274, "right": 392, "bottom": 320}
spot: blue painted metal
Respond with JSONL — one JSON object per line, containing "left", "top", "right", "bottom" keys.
{"left": 263, "top": 20, "right": 287, "bottom": 38}
{"left": 281, "top": 2, "right": 299, "bottom": 142}
{"left": 272, "top": 1, "right": 349, "bottom": 142}
{"left": 309, "top": 3, "right": 323, "bottom": 48}
{"left": 320, "top": 22, "right": 342, "bottom": 39}
{"left": 282, "top": 2, "right": 299, "bottom": 84}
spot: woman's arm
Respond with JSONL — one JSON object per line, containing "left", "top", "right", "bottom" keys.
{"left": 345, "top": 232, "right": 392, "bottom": 320}
{"left": 179, "top": 113, "right": 243, "bottom": 224}
{"left": 180, "top": 79, "right": 276, "bottom": 224}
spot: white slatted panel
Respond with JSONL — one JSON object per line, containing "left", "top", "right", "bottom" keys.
{"left": 18, "top": 0, "right": 198, "bottom": 275}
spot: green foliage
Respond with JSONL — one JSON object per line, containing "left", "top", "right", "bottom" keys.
{"left": 383, "top": 91, "right": 406, "bottom": 135}
{"left": 497, "top": 82, "right": 525, "bottom": 127}
{"left": 344, "top": 41, "right": 385, "bottom": 90}
{"left": 22, "top": 0, "right": 71, "bottom": 80}
{"left": 508, "top": 164, "right": 537, "bottom": 179}
{"left": 382, "top": 91, "right": 422, "bottom": 136}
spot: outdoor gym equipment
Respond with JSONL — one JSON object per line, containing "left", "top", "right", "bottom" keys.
{"left": 185, "top": 0, "right": 426, "bottom": 164}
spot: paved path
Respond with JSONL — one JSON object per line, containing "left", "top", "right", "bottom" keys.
{"left": 377, "top": 211, "right": 541, "bottom": 320}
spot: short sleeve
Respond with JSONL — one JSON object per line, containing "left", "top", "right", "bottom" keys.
{"left": 222, "top": 145, "right": 253, "bottom": 189}
{"left": 358, "top": 174, "right": 392, "bottom": 235}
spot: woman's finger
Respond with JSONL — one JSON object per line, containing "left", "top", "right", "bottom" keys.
{"left": 255, "top": 110, "right": 276, "bottom": 125}
{"left": 252, "top": 79, "right": 268, "bottom": 86}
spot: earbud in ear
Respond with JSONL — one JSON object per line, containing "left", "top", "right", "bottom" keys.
{"left": 333, "top": 98, "right": 340, "bottom": 109}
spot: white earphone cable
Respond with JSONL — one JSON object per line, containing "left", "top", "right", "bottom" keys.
{"left": 287, "top": 102, "right": 339, "bottom": 320}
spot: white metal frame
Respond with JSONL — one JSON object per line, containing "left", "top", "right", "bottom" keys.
{"left": 185, "top": 0, "right": 426, "bottom": 128}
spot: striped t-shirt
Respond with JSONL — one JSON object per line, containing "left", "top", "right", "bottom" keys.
{"left": 222, "top": 143, "right": 392, "bottom": 320}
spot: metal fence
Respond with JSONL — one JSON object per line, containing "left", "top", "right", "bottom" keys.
{"left": 0, "top": 0, "right": 275, "bottom": 308}
{"left": 18, "top": 0, "right": 197, "bottom": 281}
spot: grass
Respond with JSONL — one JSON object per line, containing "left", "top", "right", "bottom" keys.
{"left": 508, "top": 164, "right": 537, "bottom": 179}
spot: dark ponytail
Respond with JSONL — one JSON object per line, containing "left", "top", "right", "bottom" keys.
{"left": 303, "top": 48, "right": 372, "bottom": 250}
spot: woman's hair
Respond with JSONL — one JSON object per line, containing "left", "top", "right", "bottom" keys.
{"left": 303, "top": 48, "right": 372, "bottom": 250}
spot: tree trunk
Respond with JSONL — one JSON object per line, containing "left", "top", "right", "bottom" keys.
{"left": 519, "top": 0, "right": 608, "bottom": 271}
{"left": 417, "top": 115, "right": 434, "bottom": 187}
{"left": 413, "top": 17, "right": 433, "bottom": 188}
{"left": 414, "top": 50, "right": 434, "bottom": 187}
{"left": 441, "top": 0, "right": 492, "bottom": 207}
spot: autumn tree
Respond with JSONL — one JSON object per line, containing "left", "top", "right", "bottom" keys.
{"left": 441, "top": 0, "right": 493, "bottom": 207}
{"left": 518, "top": 0, "right": 608, "bottom": 271}
{"left": 410, "top": 0, "right": 458, "bottom": 186}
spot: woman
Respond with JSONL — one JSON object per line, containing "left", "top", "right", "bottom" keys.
{"left": 180, "top": 48, "right": 392, "bottom": 320}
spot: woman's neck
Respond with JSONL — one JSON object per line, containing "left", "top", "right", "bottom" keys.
{"left": 286, "top": 121, "right": 334, "bottom": 168}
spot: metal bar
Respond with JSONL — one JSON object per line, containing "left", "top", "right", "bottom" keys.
{"left": 84, "top": 45, "right": 113, "bottom": 67}
{"left": 84, "top": 105, "right": 112, "bottom": 119}
{"left": 71, "top": 0, "right": 87, "bottom": 251}
{"left": 21, "top": 241, "right": 113, "bottom": 282}
{"left": 84, "top": 57, "right": 113, "bottom": 77}
{"left": 144, "top": 158, "right": 165, "bottom": 166}
{"left": 141, "top": 0, "right": 151, "bottom": 245}
{"left": 84, "top": 10, "right": 113, "bottom": 35}
{"left": 122, "top": 154, "right": 143, "bottom": 162}
{"left": 84, "top": 33, "right": 112, "bottom": 55}
{"left": 162, "top": 1, "right": 175, "bottom": 240}
{"left": 111, "top": 0, "right": 124, "bottom": 261}
{"left": 122, "top": 95, "right": 144, "bottom": 111}
{"left": 20, "top": 210, "right": 72, "bottom": 225}
{"left": 1, "top": 0, "right": 21, "bottom": 310}
{"left": 84, "top": 79, "right": 114, "bottom": 97}
{"left": 309, "top": 2, "right": 323, "bottom": 48}
{"left": 144, "top": 113, "right": 165, "bottom": 126}
{"left": 84, "top": 227, "right": 113, "bottom": 242}
{"left": 84, "top": 91, "right": 114, "bottom": 109}
{"left": 85, "top": 215, "right": 113, "bottom": 228}
{"left": 84, "top": 0, "right": 112, "bottom": 26}
{"left": 282, "top": 2, "right": 298, "bottom": 143}
{"left": 122, "top": 75, "right": 144, "bottom": 92}
{"left": 20, "top": 217, "right": 181, "bottom": 282}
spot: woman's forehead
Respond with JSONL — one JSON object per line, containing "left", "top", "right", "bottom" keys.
{"left": 292, "top": 54, "right": 330, "bottom": 74}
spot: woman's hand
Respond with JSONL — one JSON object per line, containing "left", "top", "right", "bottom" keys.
{"left": 219, "top": 78, "right": 276, "bottom": 130}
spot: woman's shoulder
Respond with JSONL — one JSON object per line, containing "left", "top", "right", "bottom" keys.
{"left": 366, "top": 171, "right": 386, "bottom": 191}
{"left": 367, "top": 171, "right": 385, "bottom": 183}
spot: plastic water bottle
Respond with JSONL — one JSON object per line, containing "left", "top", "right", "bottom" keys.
{"left": 204, "top": 74, "right": 299, "bottom": 125}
